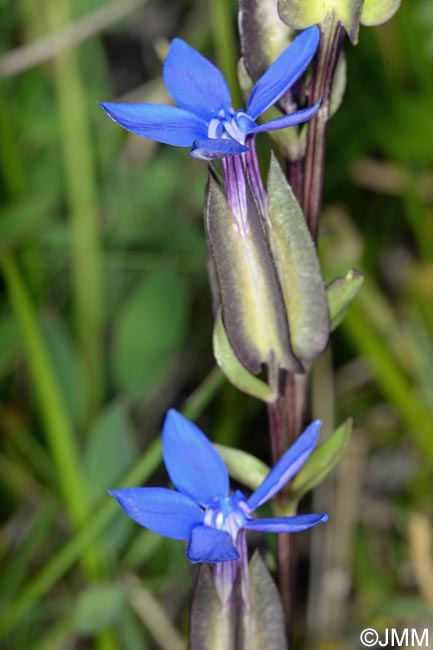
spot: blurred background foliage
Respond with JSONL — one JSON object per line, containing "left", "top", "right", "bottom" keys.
{"left": 0, "top": 0, "right": 432, "bottom": 648}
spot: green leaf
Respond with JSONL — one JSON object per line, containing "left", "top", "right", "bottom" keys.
{"left": 267, "top": 155, "right": 329, "bottom": 361}
{"left": 84, "top": 402, "right": 137, "bottom": 498}
{"left": 240, "top": 552, "right": 287, "bottom": 650}
{"left": 72, "top": 584, "right": 128, "bottom": 635}
{"left": 290, "top": 418, "right": 352, "bottom": 502}
{"left": 0, "top": 195, "right": 54, "bottom": 254}
{"left": 119, "top": 606, "right": 149, "bottom": 650}
{"left": 214, "top": 443, "right": 270, "bottom": 491}
{"left": 104, "top": 152, "right": 204, "bottom": 254}
{"left": 213, "top": 310, "right": 276, "bottom": 403}
{"left": 84, "top": 403, "right": 137, "bottom": 552}
{"left": 112, "top": 267, "right": 188, "bottom": 399}
{"left": 327, "top": 269, "right": 364, "bottom": 330}
{"left": 40, "top": 314, "right": 85, "bottom": 429}
{"left": 0, "top": 314, "right": 20, "bottom": 374}
{"left": 205, "top": 173, "right": 300, "bottom": 378}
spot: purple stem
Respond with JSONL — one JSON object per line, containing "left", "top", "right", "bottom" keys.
{"left": 301, "top": 19, "right": 345, "bottom": 241}
{"left": 275, "top": 17, "right": 345, "bottom": 638}
{"left": 268, "top": 372, "right": 308, "bottom": 637}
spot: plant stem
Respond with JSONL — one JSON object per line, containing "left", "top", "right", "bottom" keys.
{"left": 43, "top": 0, "right": 104, "bottom": 423}
{"left": 274, "top": 18, "right": 345, "bottom": 635}
{"left": 301, "top": 16, "right": 345, "bottom": 241}
{"left": 268, "top": 372, "right": 308, "bottom": 640}
{"left": 1, "top": 253, "right": 101, "bottom": 576}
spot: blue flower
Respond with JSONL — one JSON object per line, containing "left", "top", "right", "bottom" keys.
{"left": 109, "top": 409, "right": 327, "bottom": 563}
{"left": 99, "top": 27, "right": 321, "bottom": 160}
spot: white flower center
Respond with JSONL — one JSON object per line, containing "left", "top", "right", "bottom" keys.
{"left": 204, "top": 490, "right": 250, "bottom": 542}
{"left": 207, "top": 109, "right": 255, "bottom": 145}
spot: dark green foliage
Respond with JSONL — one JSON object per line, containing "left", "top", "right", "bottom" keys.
{"left": 0, "top": 0, "right": 432, "bottom": 648}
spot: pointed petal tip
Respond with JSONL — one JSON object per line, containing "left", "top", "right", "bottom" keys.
{"left": 307, "top": 24, "right": 320, "bottom": 43}
{"left": 162, "top": 409, "right": 229, "bottom": 504}
{"left": 107, "top": 488, "right": 124, "bottom": 500}
{"left": 98, "top": 101, "right": 115, "bottom": 114}
{"left": 164, "top": 408, "right": 183, "bottom": 425}
{"left": 302, "top": 418, "right": 322, "bottom": 443}
{"left": 247, "top": 419, "right": 322, "bottom": 511}
{"left": 164, "top": 37, "right": 231, "bottom": 121}
{"left": 243, "top": 511, "right": 329, "bottom": 533}
{"left": 249, "top": 100, "right": 322, "bottom": 135}
{"left": 107, "top": 486, "right": 204, "bottom": 540}
{"left": 246, "top": 24, "right": 321, "bottom": 119}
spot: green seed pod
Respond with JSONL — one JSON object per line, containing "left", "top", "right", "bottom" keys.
{"left": 266, "top": 154, "right": 330, "bottom": 361}
{"left": 205, "top": 173, "right": 301, "bottom": 390}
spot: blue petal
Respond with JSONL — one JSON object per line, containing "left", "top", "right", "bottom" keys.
{"left": 99, "top": 102, "right": 208, "bottom": 146}
{"left": 162, "top": 409, "right": 229, "bottom": 506}
{"left": 191, "top": 138, "right": 249, "bottom": 160}
{"left": 163, "top": 38, "right": 232, "bottom": 121}
{"left": 244, "top": 512, "right": 328, "bottom": 533}
{"left": 247, "top": 420, "right": 321, "bottom": 511}
{"left": 247, "top": 26, "right": 320, "bottom": 120}
{"left": 248, "top": 101, "right": 322, "bottom": 134}
{"left": 108, "top": 487, "right": 204, "bottom": 540}
{"left": 187, "top": 525, "right": 239, "bottom": 563}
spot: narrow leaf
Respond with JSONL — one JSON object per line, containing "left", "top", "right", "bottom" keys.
{"left": 0, "top": 195, "right": 54, "bottom": 254}
{"left": 112, "top": 267, "right": 188, "bottom": 399}
{"left": 41, "top": 314, "right": 85, "bottom": 429}
{"left": 214, "top": 443, "right": 270, "bottom": 492}
{"left": 290, "top": 418, "right": 352, "bottom": 501}
{"left": 267, "top": 154, "right": 329, "bottom": 361}
{"left": 73, "top": 584, "right": 128, "bottom": 635}
{"left": 0, "top": 314, "right": 20, "bottom": 373}
{"left": 213, "top": 310, "right": 276, "bottom": 403}
{"left": 84, "top": 403, "right": 137, "bottom": 498}
{"left": 327, "top": 269, "right": 364, "bottom": 330}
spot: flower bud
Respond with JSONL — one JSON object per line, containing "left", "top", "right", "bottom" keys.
{"left": 205, "top": 171, "right": 301, "bottom": 396}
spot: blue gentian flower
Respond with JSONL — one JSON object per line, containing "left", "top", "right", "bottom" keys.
{"left": 99, "top": 27, "right": 320, "bottom": 160}
{"left": 109, "top": 409, "right": 327, "bottom": 563}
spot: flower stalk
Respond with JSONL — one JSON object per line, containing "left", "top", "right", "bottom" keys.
{"left": 300, "top": 16, "right": 345, "bottom": 240}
